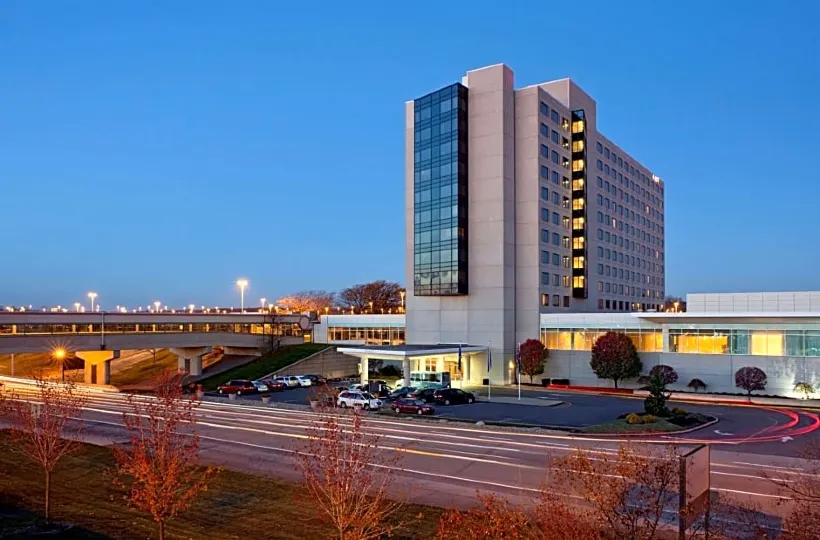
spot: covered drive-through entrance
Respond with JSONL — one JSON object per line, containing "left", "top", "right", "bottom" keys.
{"left": 336, "top": 344, "right": 489, "bottom": 388}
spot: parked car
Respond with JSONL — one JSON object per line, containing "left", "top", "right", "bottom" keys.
{"left": 391, "top": 398, "right": 435, "bottom": 415}
{"left": 217, "top": 379, "right": 257, "bottom": 395}
{"left": 251, "top": 380, "right": 270, "bottom": 393}
{"left": 337, "top": 391, "right": 382, "bottom": 411}
{"left": 294, "top": 376, "right": 313, "bottom": 387}
{"left": 259, "top": 379, "right": 287, "bottom": 392}
{"left": 409, "top": 387, "right": 437, "bottom": 403}
{"left": 303, "top": 374, "right": 327, "bottom": 385}
{"left": 387, "top": 386, "right": 417, "bottom": 402}
{"left": 433, "top": 388, "right": 476, "bottom": 405}
{"left": 274, "top": 376, "right": 300, "bottom": 388}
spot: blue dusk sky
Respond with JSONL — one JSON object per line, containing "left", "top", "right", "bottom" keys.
{"left": 1, "top": 1, "right": 818, "bottom": 309}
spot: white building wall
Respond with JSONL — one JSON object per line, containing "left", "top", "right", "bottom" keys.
{"left": 547, "top": 350, "right": 820, "bottom": 398}
{"left": 688, "top": 292, "right": 820, "bottom": 313}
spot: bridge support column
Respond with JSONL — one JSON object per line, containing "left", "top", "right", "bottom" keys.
{"left": 402, "top": 358, "right": 411, "bottom": 387}
{"left": 76, "top": 350, "right": 120, "bottom": 385}
{"left": 170, "top": 347, "right": 212, "bottom": 377}
{"left": 360, "top": 357, "right": 369, "bottom": 385}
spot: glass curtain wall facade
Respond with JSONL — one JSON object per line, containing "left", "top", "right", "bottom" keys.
{"left": 570, "top": 110, "right": 588, "bottom": 299}
{"left": 413, "top": 83, "right": 469, "bottom": 296}
{"left": 541, "top": 324, "right": 820, "bottom": 357}
{"left": 326, "top": 326, "right": 406, "bottom": 345}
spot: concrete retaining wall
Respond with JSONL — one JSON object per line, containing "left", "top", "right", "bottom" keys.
{"left": 547, "top": 351, "right": 820, "bottom": 398}
{"left": 272, "top": 347, "right": 359, "bottom": 379}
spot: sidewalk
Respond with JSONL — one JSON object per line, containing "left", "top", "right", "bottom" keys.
{"left": 474, "top": 393, "right": 564, "bottom": 407}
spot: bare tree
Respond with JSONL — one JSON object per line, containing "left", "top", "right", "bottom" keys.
{"left": 0, "top": 375, "right": 86, "bottom": 523}
{"left": 297, "top": 409, "right": 405, "bottom": 539}
{"left": 336, "top": 280, "right": 402, "bottom": 313}
{"left": 552, "top": 443, "right": 680, "bottom": 539}
{"left": 277, "top": 290, "right": 336, "bottom": 313}
{"left": 768, "top": 441, "right": 820, "bottom": 539}
{"left": 114, "top": 371, "right": 218, "bottom": 540}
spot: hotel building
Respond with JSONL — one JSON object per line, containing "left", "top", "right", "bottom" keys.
{"left": 399, "top": 64, "right": 665, "bottom": 380}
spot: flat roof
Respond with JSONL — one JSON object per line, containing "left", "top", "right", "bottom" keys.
{"left": 337, "top": 343, "right": 486, "bottom": 358}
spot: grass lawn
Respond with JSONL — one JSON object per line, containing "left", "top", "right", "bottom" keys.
{"left": 0, "top": 435, "right": 443, "bottom": 539}
{"left": 110, "top": 350, "right": 179, "bottom": 387}
{"left": 580, "top": 417, "right": 688, "bottom": 434}
{"left": 198, "top": 343, "right": 330, "bottom": 391}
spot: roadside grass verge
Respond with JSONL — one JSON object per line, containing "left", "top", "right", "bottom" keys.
{"left": 0, "top": 434, "right": 442, "bottom": 540}
{"left": 198, "top": 343, "right": 329, "bottom": 391}
{"left": 581, "top": 417, "right": 690, "bottom": 434}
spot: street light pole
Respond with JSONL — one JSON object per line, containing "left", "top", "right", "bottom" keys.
{"left": 87, "top": 292, "right": 97, "bottom": 313}
{"left": 236, "top": 279, "right": 248, "bottom": 312}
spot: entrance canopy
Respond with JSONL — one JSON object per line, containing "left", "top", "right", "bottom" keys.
{"left": 336, "top": 343, "right": 487, "bottom": 359}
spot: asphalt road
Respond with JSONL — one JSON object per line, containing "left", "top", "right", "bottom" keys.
{"left": 206, "top": 384, "right": 820, "bottom": 458}
{"left": 4, "top": 382, "right": 813, "bottom": 530}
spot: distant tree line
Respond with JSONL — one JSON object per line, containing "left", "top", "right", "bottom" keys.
{"left": 276, "top": 280, "right": 405, "bottom": 314}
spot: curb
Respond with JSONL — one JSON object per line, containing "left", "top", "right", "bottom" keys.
{"left": 577, "top": 416, "right": 719, "bottom": 437}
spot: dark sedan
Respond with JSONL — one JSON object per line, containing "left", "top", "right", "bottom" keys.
{"left": 432, "top": 388, "right": 475, "bottom": 405}
{"left": 303, "top": 374, "right": 327, "bottom": 385}
{"left": 387, "top": 386, "right": 416, "bottom": 402}
{"left": 391, "top": 398, "right": 435, "bottom": 415}
{"left": 409, "top": 388, "right": 437, "bottom": 403}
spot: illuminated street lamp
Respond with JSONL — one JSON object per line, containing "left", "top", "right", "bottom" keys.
{"left": 673, "top": 301, "right": 680, "bottom": 313}
{"left": 260, "top": 297, "right": 267, "bottom": 312}
{"left": 189, "top": 304, "right": 195, "bottom": 313}
{"left": 368, "top": 301, "right": 373, "bottom": 313}
{"left": 236, "top": 279, "right": 249, "bottom": 312}
{"left": 53, "top": 347, "right": 67, "bottom": 382}
{"left": 87, "top": 292, "right": 97, "bottom": 313}
{"left": 400, "top": 290, "right": 405, "bottom": 312}
{"left": 153, "top": 301, "right": 161, "bottom": 313}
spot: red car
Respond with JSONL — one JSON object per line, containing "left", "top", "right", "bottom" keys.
{"left": 391, "top": 398, "right": 435, "bottom": 415}
{"left": 217, "top": 379, "right": 257, "bottom": 395}
{"left": 261, "top": 379, "right": 287, "bottom": 392}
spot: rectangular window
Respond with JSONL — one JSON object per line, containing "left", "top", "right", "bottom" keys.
{"left": 552, "top": 212, "right": 560, "bottom": 225}
{"left": 596, "top": 141, "right": 603, "bottom": 153}
{"left": 540, "top": 102, "right": 548, "bottom": 116}
{"left": 552, "top": 253, "right": 560, "bottom": 265}
{"left": 572, "top": 217, "right": 585, "bottom": 230}
{"left": 541, "top": 207, "right": 549, "bottom": 221}
{"left": 551, "top": 110, "right": 560, "bottom": 124}
{"left": 541, "top": 250, "right": 549, "bottom": 264}
{"left": 573, "top": 236, "right": 585, "bottom": 249}
{"left": 572, "top": 276, "right": 585, "bottom": 288}
{"left": 562, "top": 255, "right": 570, "bottom": 268}
{"left": 553, "top": 192, "right": 561, "bottom": 205}
{"left": 540, "top": 144, "right": 549, "bottom": 158}
{"left": 552, "top": 273, "right": 559, "bottom": 286}
{"left": 540, "top": 123, "right": 549, "bottom": 137}
{"left": 552, "top": 294, "right": 560, "bottom": 306}
{"left": 551, "top": 151, "right": 560, "bottom": 164}
{"left": 540, "top": 165, "right": 549, "bottom": 179}
{"left": 552, "top": 232, "right": 560, "bottom": 246}
{"left": 541, "top": 272, "right": 549, "bottom": 285}
{"left": 551, "top": 130, "right": 560, "bottom": 143}
{"left": 541, "top": 293, "right": 549, "bottom": 306}
{"left": 562, "top": 275, "right": 570, "bottom": 287}
{"left": 541, "top": 187, "right": 549, "bottom": 200}
{"left": 552, "top": 171, "right": 560, "bottom": 185}
{"left": 573, "top": 256, "right": 585, "bottom": 269}
{"left": 562, "top": 236, "right": 570, "bottom": 248}
{"left": 541, "top": 229, "right": 549, "bottom": 243}
{"left": 562, "top": 216, "right": 570, "bottom": 229}
{"left": 563, "top": 295, "right": 570, "bottom": 307}
{"left": 596, "top": 160, "right": 603, "bottom": 170}
{"left": 572, "top": 139, "right": 585, "bottom": 152}
{"left": 572, "top": 159, "right": 585, "bottom": 172}
{"left": 572, "top": 198, "right": 585, "bottom": 210}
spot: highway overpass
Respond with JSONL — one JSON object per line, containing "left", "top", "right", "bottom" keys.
{"left": 0, "top": 311, "right": 314, "bottom": 384}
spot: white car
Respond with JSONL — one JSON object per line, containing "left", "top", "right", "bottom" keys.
{"left": 274, "top": 376, "right": 299, "bottom": 388}
{"left": 337, "top": 391, "right": 381, "bottom": 411}
{"left": 294, "top": 376, "right": 313, "bottom": 387}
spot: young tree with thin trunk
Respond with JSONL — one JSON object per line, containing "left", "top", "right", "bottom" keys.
{"left": 519, "top": 338, "right": 549, "bottom": 384}
{"left": 297, "top": 409, "right": 405, "bottom": 539}
{"left": 735, "top": 366, "right": 767, "bottom": 397}
{"left": 589, "top": 332, "right": 642, "bottom": 388}
{"left": 0, "top": 375, "right": 86, "bottom": 523}
{"left": 114, "top": 371, "right": 218, "bottom": 540}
